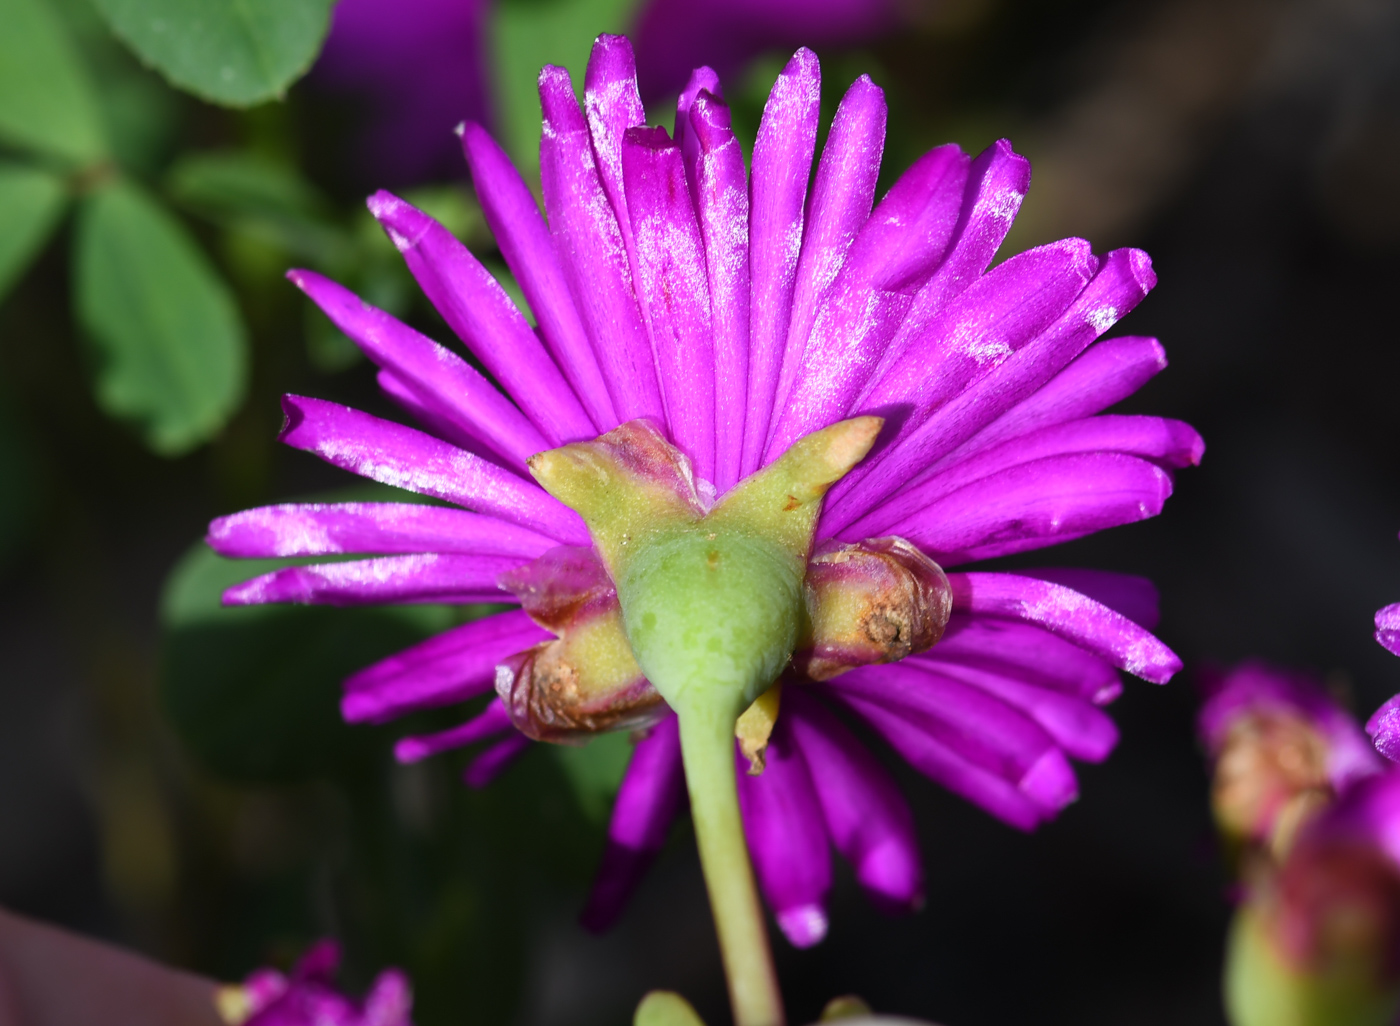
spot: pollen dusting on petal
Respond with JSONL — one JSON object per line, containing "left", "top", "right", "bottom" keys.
{"left": 795, "top": 537, "right": 952, "bottom": 681}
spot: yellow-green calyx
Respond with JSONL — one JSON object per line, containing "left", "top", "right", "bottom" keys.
{"left": 528, "top": 417, "right": 882, "bottom": 723}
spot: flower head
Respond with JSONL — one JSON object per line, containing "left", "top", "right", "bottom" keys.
{"left": 212, "top": 36, "right": 1197, "bottom": 947}
{"left": 215, "top": 940, "right": 412, "bottom": 1026}
{"left": 1198, "top": 661, "right": 1383, "bottom": 854}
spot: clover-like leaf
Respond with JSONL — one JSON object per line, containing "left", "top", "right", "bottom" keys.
{"left": 0, "top": 0, "right": 106, "bottom": 164}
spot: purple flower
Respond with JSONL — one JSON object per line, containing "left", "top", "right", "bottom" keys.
{"left": 1198, "top": 661, "right": 1383, "bottom": 850}
{"left": 310, "top": 0, "right": 492, "bottom": 186}
{"left": 216, "top": 940, "right": 412, "bottom": 1026}
{"left": 1365, "top": 601, "right": 1400, "bottom": 763}
{"left": 212, "top": 37, "right": 1197, "bottom": 947}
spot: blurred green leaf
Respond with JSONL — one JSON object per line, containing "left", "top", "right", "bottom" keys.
{"left": 552, "top": 731, "right": 633, "bottom": 823}
{"left": 0, "top": 163, "right": 67, "bottom": 302}
{"left": 492, "top": 0, "right": 643, "bottom": 167}
{"left": 167, "top": 149, "right": 347, "bottom": 265}
{"left": 91, "top": 0, "right": 335, "bottom": 107}
{"left": 0, "top": 0, "right": 106, "bottom": 164}
{"left": 159, "top": 541, "right": 458, "bottom": 782}
{"left": 635, "top": 991, "right": 708, "bottom": 1026}
{"left": 74, "top": 178, "right": 248, "bottom": 455}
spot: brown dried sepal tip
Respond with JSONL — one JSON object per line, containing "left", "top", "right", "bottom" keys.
{"left": 793, "top": 537, "right": 952, "bottom": 682}
{"left": 496, "top": 546, "right": 666, "bottom": 744}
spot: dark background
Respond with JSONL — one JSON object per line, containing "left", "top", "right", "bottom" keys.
{"left": 2, "top": 0, "right": 1399, "bottom": 1023}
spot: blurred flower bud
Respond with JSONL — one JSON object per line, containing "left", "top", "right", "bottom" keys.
{"left": 1225, "top": 770, "right": 1400, "bottom": 1026}
{"left": 1198, "top": 662, "right": 1381, "bottom": 857}
{"left": 215, "top": 939, "right": 412, "bottom": 1026}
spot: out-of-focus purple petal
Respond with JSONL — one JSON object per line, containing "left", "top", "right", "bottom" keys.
{"left": 621, "top": 127, "right": 717, "bottom": 480}
{"left": 463, "top": 732, "right": 531, "bottom": 788}
{"left": 848, "top": 415, "right": 1200, "bottom": 538}
{"left": 538, "top": 65, "right": 664, "bottom": 426}
{"left": 582, "top": 716, "right": 685, "bottom": 932}
{"left": 342, "top": 610, "right": 551, "bottom": 723}
{"left": 910, "top": 654, "right": 1119, "bottom": 762}
{"left": 1367, "top": 694, "right": 1400, "bottom": 762}
{"left": 367, "top": 191, "right": 594, "bottom": 446}
{"left": 1014, "top": 568, "right": 1160, "bottom": 630}
{"left": 827, "top": 247, "right": 1157, "bottom": 530}
{"left": 1378, "top": 603, "right": 1400, "bottom": 658}
{"left": 947, "top": 572, "right": 1182, "bottom": 684}
{"left": 394, "top": 699, "right": 513, "bottom": 763}
{"left": 879, "top": 452, "right": 1173, "bottom": 566}
{"left": 687, "top": 90, "right": 750, "bottom": 492}
{"left": 633, "top": 0, "right": 899, "bottom": 102}
{"left": 931, "top": 614, "right": 1123, "bottom": 705}
{"left": 208, "top": 502, "right": 555, "bottom": 560}
{"left": 832, "top": 690, "right": 1047, "bottom": 831}
{"left": 772, "top": 76, "right": 886, "bottom": 425}
{"left": 831, "top": 663, "right": 1077, "bottom": 815}
{"left": 742, "top": 48, "right": 820, "bottom": 478}
{"left": 222, "top": 553, "right": 519, "bottom": 607}
{"left": 460, "top": 122, "right": 616, "bottom": 431}
{"left": 277, "top": 395, "right": 588, "bottom": 544}
{"left": 290, "top": 268, "right": 547, "bottom": 469}
{"left": 930, "top": 335, "right": 1169, "bottom": 472}
{"left": 311, "top": 0, "right": 490, "bottom": 187}
{"left": 766, "top": 144, "right": 970, "bottom": 456}
{"left": 736, "top": 717, "right": 832, "bottom": 948}
{"left": 785, "top": 689, "right": 922, "bottom": 912}
{"left": 360, "top": 969, "right": 413, "bottom": 1026}
{"left": 583, "top": 35, "right": 647, "bottom": 265}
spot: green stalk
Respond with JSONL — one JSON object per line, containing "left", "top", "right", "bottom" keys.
{"left": 677, "top": 703, "right": 785, "bottom": 1026}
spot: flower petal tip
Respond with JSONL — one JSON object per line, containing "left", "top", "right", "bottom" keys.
{"left": 776, "top": 904, "right": 828, "bottom": 948}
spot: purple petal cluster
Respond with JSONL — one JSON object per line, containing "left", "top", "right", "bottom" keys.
{"left": 223, "top": 940, "right": 412, "bottom": 1026}
{"left": 212, "top": 37, "right": 1197, "bottom": 946}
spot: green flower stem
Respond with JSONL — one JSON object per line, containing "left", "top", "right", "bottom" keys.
{"left": 677, "top": 701, "right": 785, "bottom": 1026}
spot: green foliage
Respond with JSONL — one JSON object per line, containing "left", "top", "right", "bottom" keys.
{"left": 0, "top": 0, "right": 107, "bottom": 165}
{"left": 553, "top": 730, "right": 633, "bottom": 822}
{"left": 75, "top": 178, "right": 248, "bottom": 455}
{"left": 0, "top": 164, "right": 67, "bottom": 302}
{"left": 492, "top": 0, "right": 644, "bottom": 166}
{"left": 91, "top": 0, "right": 335, "bottom": 107}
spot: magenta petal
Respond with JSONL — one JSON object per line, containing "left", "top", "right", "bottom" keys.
{"left": 736, "top": 719, "right": 832, "bottom": 948}
{"left": 342, "top": 610, "right": 551, "bottom": 723}
{"left": 687, "top": 90, "right": 750, "bottom": 492}
{"left": 834, "top": 691, "right": 1047, "bottom": 831}
{"left": 463, "top": 732, "right": 531, "bottom": 788}
{"left": 367, "top": 191, "right": 594, "bottom": 446}
{"left": 848, "top": 415, "right": 1200, "bottom": 538}
{"left": 1367, "top": 693, "right": 1400, "bottom": 762}
{"left": 460, "top": 122, "right": 616, "bottom": 431}
{"left": 375, "top": 369, "right": 494, "bottom": 457}
{"left": 931, "top": 335, "right": 1169, "bottom": 471}
{"left": 290, "top": 269, "right": 547, "bottom": 470}
{"left": 772, "top": 74, "right": 887, "bottom": 425}
{"left": 875, "top": 453, "right": 1173, "bottom": 566}
{"left": 538, "top": 65, "right": 664, "bottom": 426}
{"left": 1015, "top": 568, "right": 1160, "bottom": 630}
{"left": 361, "top": 969, "right": 413, "bottom": 1026}
{"left": 277, "top": 395, "right": 588, "bottom": 544}
{"left": 1378, "top": 603, "right": 1400, "bottom": 658}
{"left": 766, "top": 144, "right": 971, "bottom": 458}
{"left": 583, "top": 35, "right": 647, "bottom": 262}
{"left": 827, "top": 247, "right": 1157, "bottom": 530}
{"left": 582, "top": 716, "right": 685, "bottom": 932}
{"left": 830, "top": 663, "right": 1077, "bottom": 814}
{"left": 394, "top": 699, "right": 513, "bottom": 763}
{"left": 948, "top": 572, "right": 1182, "bottom": 684}
{"left": 621, "top": 127, "right": 717, "bottom": 481}
{"left": 932, "top": 614, "right": 1123, "bottom": 705}
{"left": 910, "top": 654, "right": 1119, "bottom": 762}
{"left": 208, "top": 502, "right": 555, "bottom": 560}
{"left": 221, "top": 553, "right": 521, "bottom": 607}
{"left": 673, "top": 66, "right": 722, "bottom": 151}
{"left": 785, "top": 689, "right": 922, "bottom": 912}
{"left": 741, "top": 48, "right": 820, "bottom": 478}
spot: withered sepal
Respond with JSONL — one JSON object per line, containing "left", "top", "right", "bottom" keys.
{"left": 794, "top": 537, "right": 952, "bottom": 681}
